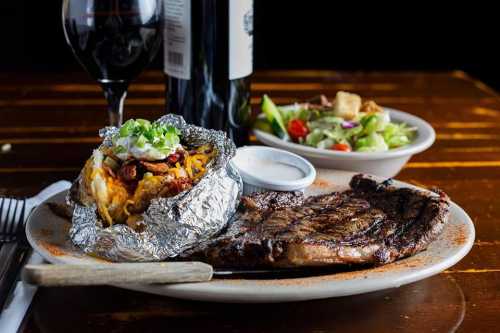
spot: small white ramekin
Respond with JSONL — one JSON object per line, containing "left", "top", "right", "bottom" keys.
{"left": 231, "top": 146, "right": 316, "bottom": 195}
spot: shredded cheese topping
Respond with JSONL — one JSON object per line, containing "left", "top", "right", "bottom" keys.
{"left": 84, "top": 144, "right": 216, "bottom": 228}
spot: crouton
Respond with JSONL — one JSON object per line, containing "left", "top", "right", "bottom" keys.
{"left": 333, "top": 91, "right": 362, "bottom": 120}
{"left": 360, "top": 100, "right": 384, "bottom": 114}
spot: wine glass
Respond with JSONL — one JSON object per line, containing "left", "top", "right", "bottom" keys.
{"left": 62, "top": 0, "right": 163, "bottom": 126}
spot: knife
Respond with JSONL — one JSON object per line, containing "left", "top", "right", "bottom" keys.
{"left": 22, "top": 263, "right": 349, "bottom": 286}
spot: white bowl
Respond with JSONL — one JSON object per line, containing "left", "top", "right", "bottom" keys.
{"left": 254, "top": 108, "right": 435, "bottom": 178}
{"left": 231, "top": 146, "right": 316, "bottom": 195}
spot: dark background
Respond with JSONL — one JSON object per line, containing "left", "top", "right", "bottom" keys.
{"left": 1, "top": 1, "right": 499, "bottom": 89}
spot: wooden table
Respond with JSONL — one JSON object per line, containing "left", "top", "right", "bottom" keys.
{"left": 1, "top": 70, "right": 498, "bottom": 332}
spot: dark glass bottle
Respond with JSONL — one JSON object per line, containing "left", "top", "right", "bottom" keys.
{"left": 163, "top": 0, "right": 253, "bottom": 146}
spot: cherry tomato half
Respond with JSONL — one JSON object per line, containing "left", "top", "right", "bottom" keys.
{"left": 331, "top": 143, "right": 352, "bottom": 152}
{"left": 287, "top": 119, "right": 309, "bottom": 140}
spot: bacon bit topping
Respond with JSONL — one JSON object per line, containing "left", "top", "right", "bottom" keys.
{"left": 140, "top": 161, "right": 170, "bottom": 174}
{"left": 118, "top": 164, "right": 137, "bottom": 182}
{"left": 158, "top": 177, "right": 192, "bottom": 197}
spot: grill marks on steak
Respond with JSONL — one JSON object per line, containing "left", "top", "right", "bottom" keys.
{"left": 240, "top": 191, "right": 305, "bottom": 211}
{"left": 184, "top": 175, "right": 450, "bottom": 268}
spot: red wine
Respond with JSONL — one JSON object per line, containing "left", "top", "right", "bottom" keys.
{"left": 63, "top": 0, "right": 162, "bottom": 83}
{"left": 164, "top": 0, "right": 253, "bottom": 146}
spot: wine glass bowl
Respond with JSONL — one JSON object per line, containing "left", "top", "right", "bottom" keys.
{"left": 62, "top": 0, "right": 162, "bottom": 126}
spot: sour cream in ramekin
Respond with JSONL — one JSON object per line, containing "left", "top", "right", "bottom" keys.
{"left": 231, "top": 146, "right": 316, "bottom": 195}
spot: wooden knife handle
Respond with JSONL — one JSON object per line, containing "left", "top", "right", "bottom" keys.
{"left": 22, "top": 262, "right": 213, "bottom": 286}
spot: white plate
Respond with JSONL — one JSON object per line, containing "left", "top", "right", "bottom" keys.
{"left": 26, "top": 170, "right": 474, "bottom": 303}
{"left": 254, "top": 108, "right": 436, "bottom": 177}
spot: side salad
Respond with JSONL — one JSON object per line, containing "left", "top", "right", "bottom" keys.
{"left": 254, "top": 92, "right": 417, "bottom": 152}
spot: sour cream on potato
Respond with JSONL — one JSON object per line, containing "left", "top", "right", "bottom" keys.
{"left": 114, "top": 136, "right": 180, "bottom": 161}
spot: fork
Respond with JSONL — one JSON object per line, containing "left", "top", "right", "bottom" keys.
{"left": 0, "top": 198, "right": 26, "bottom": 242}
{"left": 0, "top": 197, "right": 29, "bottom": 311}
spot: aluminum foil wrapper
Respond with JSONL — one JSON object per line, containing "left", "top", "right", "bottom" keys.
{"left": 68, "top": 115, "right": 242, "bottom": 262}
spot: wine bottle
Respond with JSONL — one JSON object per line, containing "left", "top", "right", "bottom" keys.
{"left": 163, "top": 0, "right": 253, "bottom": 146}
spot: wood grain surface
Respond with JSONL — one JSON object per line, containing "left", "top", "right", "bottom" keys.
{"left": 1, "top": 70, "right": 499, "bottom": 332}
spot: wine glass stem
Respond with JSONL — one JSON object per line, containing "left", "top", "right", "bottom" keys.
{"left": 102, "top": 82, "right": 128, "bottom": 127}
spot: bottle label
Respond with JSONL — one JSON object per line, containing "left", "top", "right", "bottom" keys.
{"left": 229, "top": 0, "right": 253, "bottom": 80}
{"left": 163, "top": 0, "right": 191, "bottom": 79}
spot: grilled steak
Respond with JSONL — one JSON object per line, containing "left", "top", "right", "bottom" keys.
{"left": 240, "top": 190, "right": 305, "bottom": 211}
{"left": 183, "top": 174, "right": 450, "bottom": 268}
